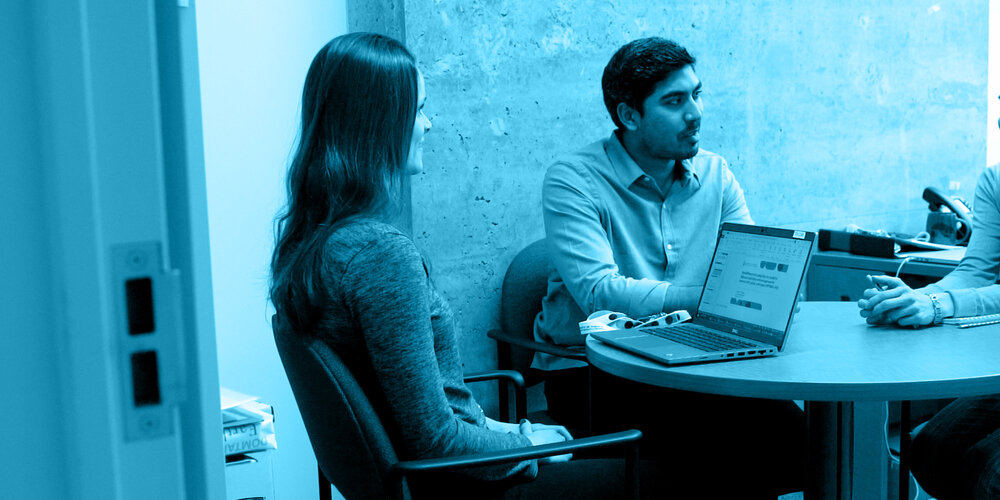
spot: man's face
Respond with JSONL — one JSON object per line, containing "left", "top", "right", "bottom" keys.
{"left": 630, "top": 64, "right": 703, "bottom": 162}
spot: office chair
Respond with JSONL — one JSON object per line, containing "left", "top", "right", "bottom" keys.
{"left": 486, "top": 238, "right": 591, "bottom": 429}
{"left": 271, "top": 315, "right": 642, "bottom": 500}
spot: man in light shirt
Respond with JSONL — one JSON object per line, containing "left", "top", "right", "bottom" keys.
{"left": 533, "top": 37, "right": 804, "bottom": 497}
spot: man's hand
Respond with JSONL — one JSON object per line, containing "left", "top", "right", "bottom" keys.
{"left": 857, "top": 275, "right": 934, "bottom": 327}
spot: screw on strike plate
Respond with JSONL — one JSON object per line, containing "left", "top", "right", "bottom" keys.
{"left": 127, "top": 251, "right": 147, "bottom": 269}
{"left": 141, "top": 416, "right": 158, "bottom": 431}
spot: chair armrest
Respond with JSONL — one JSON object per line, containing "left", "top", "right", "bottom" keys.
{"left": 463, "top": 369, "right": 525, "bottom": 390}
{"left": 389, "top": 429, "right": 642, "bottom": 476}
{"left": 487, "top": 329, "right": 588, "bottom": 362}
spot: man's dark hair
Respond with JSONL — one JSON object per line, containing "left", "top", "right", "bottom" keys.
{"left": 601, "top": 37, "right": 696, "bottom": 129}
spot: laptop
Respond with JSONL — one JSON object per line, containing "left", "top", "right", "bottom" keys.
{"left": 590, "top": 223, "right": 815, "bottom": 365}
{"left": 896, "top": 247, "right": 966, "bottom": 265}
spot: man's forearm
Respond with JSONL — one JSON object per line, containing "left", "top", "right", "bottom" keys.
{"left": 662, "top": 284, "right": 702, "bottom": 314}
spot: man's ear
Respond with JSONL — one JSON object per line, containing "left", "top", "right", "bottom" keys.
{"left": 617, "top": 102, "right": 641, "bottom": 131}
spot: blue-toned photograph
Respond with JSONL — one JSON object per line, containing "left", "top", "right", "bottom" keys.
{"left": 5, "top": 1, "right": 1000, "bottom": 499}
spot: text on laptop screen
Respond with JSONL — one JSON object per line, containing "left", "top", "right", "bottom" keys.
{"left": 697, "top": 229, "right": 812, "bottom": 340}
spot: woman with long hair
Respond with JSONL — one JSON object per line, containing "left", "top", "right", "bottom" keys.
{"left": 269, "top": 32, "right": 642, "bottom": 498}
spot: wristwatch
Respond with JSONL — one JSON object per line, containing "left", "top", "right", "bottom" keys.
{"left": 926, "top": 293, "right": 945, "bottom": 325}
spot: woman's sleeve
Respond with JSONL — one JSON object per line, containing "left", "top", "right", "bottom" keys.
{"left": 341, "top": 233, "right": 537, "bottom": 480}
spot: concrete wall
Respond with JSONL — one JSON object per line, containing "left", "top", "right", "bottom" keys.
{"left": 402, "top": 1, "right": 989, "bottom": 407}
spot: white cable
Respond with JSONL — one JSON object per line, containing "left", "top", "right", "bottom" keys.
{"left": 895, "top": 256, "right": 913, "bottom": 277}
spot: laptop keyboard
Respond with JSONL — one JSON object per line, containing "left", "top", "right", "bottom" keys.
{"left": 644, "top": 324, "right": 757, "bottom": 352}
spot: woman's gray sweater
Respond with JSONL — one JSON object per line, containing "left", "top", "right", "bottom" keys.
{"left": 315, "top": 218, "right": 536, "bottom": 481}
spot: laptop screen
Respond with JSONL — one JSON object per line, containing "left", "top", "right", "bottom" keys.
{"left": 696, "top": 223, "right": 815, "bottom": 348}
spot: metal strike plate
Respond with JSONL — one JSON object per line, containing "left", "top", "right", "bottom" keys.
{"left": 112, "top": 242, "right": 185, "bottom": 441}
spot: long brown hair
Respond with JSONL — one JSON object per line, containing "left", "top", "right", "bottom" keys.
{"left": 270, "top": 33, "right": 418, "bottom": 331}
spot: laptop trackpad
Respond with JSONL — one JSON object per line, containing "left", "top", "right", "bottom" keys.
{"left": 629, "top": 336, "right": 704, "bottom": 357}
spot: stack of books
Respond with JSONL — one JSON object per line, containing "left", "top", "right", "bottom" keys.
{"left": 221, "top": 387, "right": 277, "bottom": 456}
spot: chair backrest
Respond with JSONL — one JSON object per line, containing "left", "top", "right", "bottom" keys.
{"left": 272, "top": 316, "right": 399, "bottom": 500}
{"left": 498, "top": 238, "right": 553, "bottom": 375}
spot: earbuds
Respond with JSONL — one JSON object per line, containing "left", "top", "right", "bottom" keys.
{"left": 580, "top": 310, "right": 692, "bottom": 334}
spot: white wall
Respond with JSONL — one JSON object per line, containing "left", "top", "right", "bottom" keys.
{"left": 195, "top": 1, "right": 347, "bottom": 499}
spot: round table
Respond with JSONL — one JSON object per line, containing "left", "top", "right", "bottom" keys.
{"left": 585, "top": 302, "right": 1000, "bottom": 499}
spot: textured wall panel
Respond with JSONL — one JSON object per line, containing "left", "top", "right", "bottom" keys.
{"left": 403, "top": 1, "right": 988, "bottom": 397}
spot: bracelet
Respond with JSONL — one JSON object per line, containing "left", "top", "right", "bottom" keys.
{"left": 927, "top": 293, "right": 944, "bottom": 325}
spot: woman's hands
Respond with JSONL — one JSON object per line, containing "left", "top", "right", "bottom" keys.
{"left": 484, "top": 417, "right": 520, "bottom": 434}
{"left": 485, "top": 417, "right": 574, "bottom": 463}
{"left": 519, "top": 419, "right": 574, "bottom": 463}
{"left": 857, "top": 275, "right": 950, "bottom": 327}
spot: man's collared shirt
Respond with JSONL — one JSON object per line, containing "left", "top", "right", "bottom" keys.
{"left": 533, "top": 132, "right": 752, "bottom": 370}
